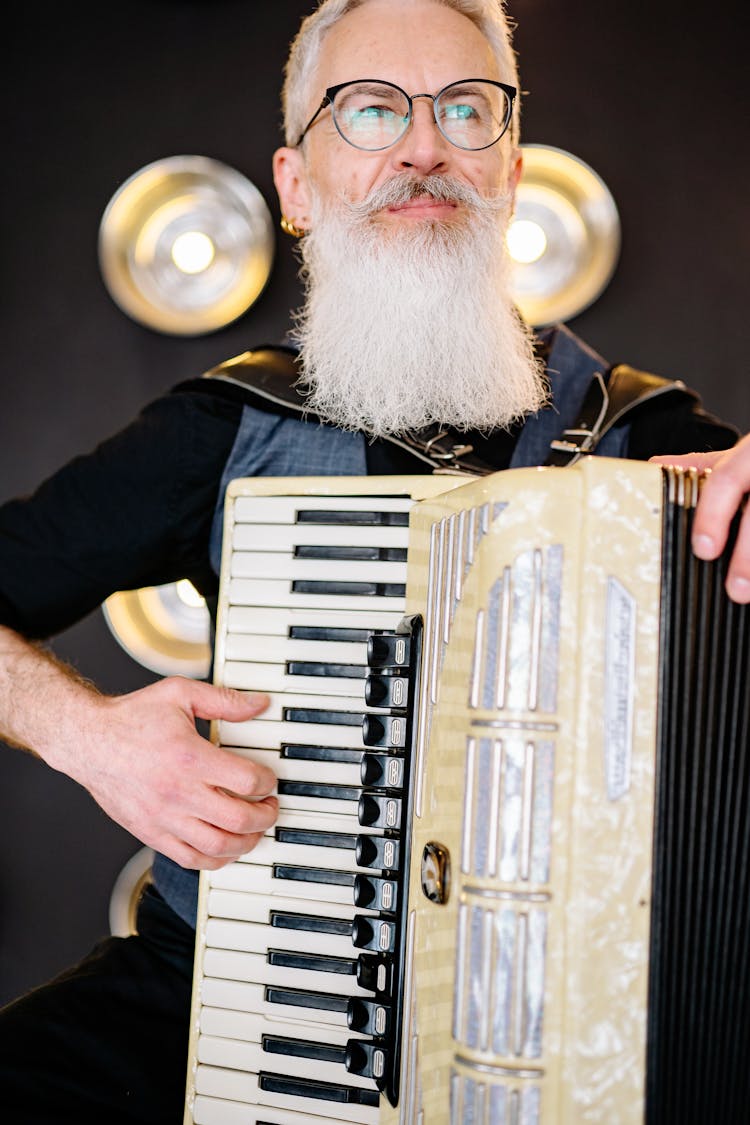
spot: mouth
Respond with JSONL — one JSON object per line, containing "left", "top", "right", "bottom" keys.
{"left": 384, "top": 196, "right": 459, "bottom": 219}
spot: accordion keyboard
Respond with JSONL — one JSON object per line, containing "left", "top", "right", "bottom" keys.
{"left": 184, "top": 478, "right": 456, "bottom": 1125}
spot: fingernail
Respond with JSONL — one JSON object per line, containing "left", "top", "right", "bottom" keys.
{"left": 728, "top": 576, "right": 750, "bottom": 603}
{"left": 693, "top": 534, "right": 715, "bottom": 559}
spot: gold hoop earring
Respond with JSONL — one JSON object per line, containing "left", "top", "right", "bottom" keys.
{"left": 280, "top": 215, "right": 306, "bottom": 239}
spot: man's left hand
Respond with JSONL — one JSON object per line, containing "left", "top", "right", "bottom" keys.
{"left": 650, "top": 432, "right": 750, "bottom": 603}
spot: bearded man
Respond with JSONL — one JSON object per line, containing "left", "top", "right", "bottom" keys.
{"left": 0, "top": 0, "right": 748, "bottom": 1121}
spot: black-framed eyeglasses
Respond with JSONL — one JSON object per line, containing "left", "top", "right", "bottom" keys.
{"left": 295, "top": 78, "right": 517, "bottom": 152}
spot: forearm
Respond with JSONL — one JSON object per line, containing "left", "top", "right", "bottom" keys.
{"left": 0, "top": 623, "right": 278, "bottom": 867}
{"left": 0, "top": 624, "right": 101, "bottom": 767}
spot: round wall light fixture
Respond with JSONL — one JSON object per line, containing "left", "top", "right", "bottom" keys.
{"left": 102, "top": 580, "right": 211, "bottom": 679}
{"left": 507, "top": 144, "right": 621, "bottom": 326}
{"left": 98, "top": 155, "right": 275, "bottom": 335}
{"left": 109, "top": 846, "right": 155, "bottom": 937}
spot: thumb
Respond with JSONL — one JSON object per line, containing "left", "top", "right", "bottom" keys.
{"left": 173, "top": 679, "right": 270, "bottom": 722}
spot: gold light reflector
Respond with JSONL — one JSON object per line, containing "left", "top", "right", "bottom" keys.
{"left": 98, "top": 155, "right": 275, "bottom": 335}
{"left": 102, "top": 582, "right": 211, "bottom": 679}
{"left": 508, "top": 144, "right": 621, "bottom": 326}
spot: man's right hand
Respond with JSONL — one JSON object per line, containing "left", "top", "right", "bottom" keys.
{"left": 0, "top": 626, "right": 278, "bottom": 869}
{"left": 64, "top": 677, "right": 278, "bottom": 870}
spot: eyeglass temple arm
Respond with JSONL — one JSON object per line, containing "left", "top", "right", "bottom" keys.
{"left": 295, "top": 94, "right": 333, "bottom": 148}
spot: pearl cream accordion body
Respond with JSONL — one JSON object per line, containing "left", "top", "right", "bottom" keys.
{"left": 183, "top": 459, "right": 750, "bottom": 1125}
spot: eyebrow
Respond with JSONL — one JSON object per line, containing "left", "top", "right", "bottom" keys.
{"left": 440, "top": 82, "right": 491, "bottom": 99}
{"left": 337, "top": 81, "right": 401, "bottom": 98}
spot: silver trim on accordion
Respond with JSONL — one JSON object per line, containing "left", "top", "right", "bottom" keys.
{"left": 184, "top": 459, "right": 750, "bottom": 1125}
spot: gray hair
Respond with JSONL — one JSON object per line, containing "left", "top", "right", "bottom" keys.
{"left": 281, "top": 0, "right": 521, "bottom": 147}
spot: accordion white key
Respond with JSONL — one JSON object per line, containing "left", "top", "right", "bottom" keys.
{"left": 183, "top": 458, "right": 750, "bottom": 1125}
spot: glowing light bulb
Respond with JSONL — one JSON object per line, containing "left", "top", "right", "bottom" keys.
{"left": 506, "top": 219, "right": 548, "bottom": 265}
{"left": 175, "top": 579, "right": 206, "bottom": 609}
{"left": 170, "top": 230, "right": 215, "bottom": 274}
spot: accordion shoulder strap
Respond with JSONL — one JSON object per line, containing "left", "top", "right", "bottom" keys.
{"left": 199, "top": 346, "right": 308, "bottom": 417}
{"left": 185, "top": 346, "right": 698, "bottom": 473}
{"left": 545, "top": 363, "right": 699, "bottom": 466}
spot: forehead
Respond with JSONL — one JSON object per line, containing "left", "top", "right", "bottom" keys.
{"left": 315, "top": 0, "right": 499, "bottom": 90}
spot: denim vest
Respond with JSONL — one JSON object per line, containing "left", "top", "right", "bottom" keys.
{"left": 152, "top": 324, "right": 629, "bottom": 926}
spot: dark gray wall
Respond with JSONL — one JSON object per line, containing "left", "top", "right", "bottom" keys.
{"left": 1, "top": 0, "right": 748, "bottom": 1004}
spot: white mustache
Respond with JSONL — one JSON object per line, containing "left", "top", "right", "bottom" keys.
{"left": 344, "top": 174, "right": 510, "bottom": 218}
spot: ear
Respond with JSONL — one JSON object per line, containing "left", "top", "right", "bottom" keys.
{"left": 507, "top": 147, "right": 523, "bottom": 213}
{"left": 272, "top": 146, "right": 313, "bottom": 232}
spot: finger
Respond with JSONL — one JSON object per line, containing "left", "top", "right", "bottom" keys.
{"left": 200, "top": 787, "right": 279, "bottom": 836}
{"left": 692, "top": 465, "right": 748, "bottom": 561}
{"left": 725, "top": 502, "right": 750, "bottom": 603}
{"left": 209, "top": 747, "right": 279, "bottom": 798}
{"left": 196, "top": 684, "right": 270, "bottom": 721}
{"left": 153, "top": 834, "right": 263, "bottom": 871}
{"left": 164, "top": 678, "right": 270, "bottom": 722}
{"left": 183, "top": 818, "right": 270, "bottom": 862}
{"left": 648, "top": 451, "right": 723, "bottom": 471}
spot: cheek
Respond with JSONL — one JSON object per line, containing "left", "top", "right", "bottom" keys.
{"left": 333, "top": 157, "right": 392, "bottom": 203}
{"left": 308, "top": 146, "right": 361, "bottom": 201}
{"left": 464, "top": 153, "right": 509, "bottom": 193}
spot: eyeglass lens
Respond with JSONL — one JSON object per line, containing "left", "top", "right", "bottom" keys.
{"left": 332, "top": 80, "right": 512, "bottom": 151}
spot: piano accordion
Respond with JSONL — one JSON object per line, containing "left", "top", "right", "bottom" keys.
{"left": 183, "top": 458, "right": 750, "bottom": 1125}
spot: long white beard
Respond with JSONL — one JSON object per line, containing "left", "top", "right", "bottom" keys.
{"left": 289, "top": 174, "right": 549, "bottom": 437}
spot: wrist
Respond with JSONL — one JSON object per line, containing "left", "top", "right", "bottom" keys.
{"left": 0, "top": 628, "right": 103, "bottom": 772}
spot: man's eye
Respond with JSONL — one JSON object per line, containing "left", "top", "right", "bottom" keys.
{"left": 443, "top": 103, "right": 479, "bottom": 121}
{"left": 353, "top": 104, "right": 398, "bottom": 119}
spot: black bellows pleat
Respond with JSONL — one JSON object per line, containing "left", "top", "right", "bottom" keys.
{"left": 647, "top": 472, "right": 750, "bottom": 1123}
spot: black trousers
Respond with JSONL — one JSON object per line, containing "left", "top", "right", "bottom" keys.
{"left": 0, "top": 885, "right": 195, "bottom": 1125}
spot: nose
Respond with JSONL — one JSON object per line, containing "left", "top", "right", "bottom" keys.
{"left": 391, "top": 96, "right": 450, "bottom": 175}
